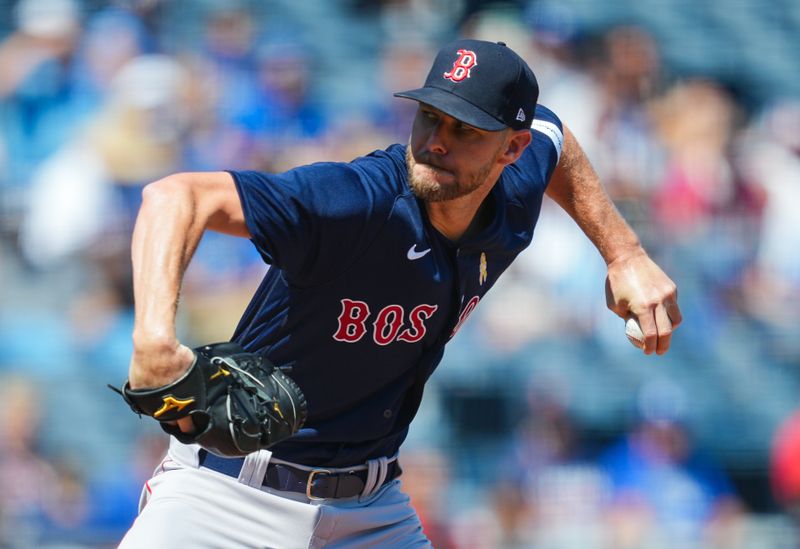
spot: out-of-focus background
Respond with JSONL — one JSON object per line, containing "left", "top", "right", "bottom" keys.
{"left": 0, "top": 0, "right": 798, "bottom": 546}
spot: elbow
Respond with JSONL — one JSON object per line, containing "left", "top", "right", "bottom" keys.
{"left": 142, "top": 173, "right": 190, "bottom": 198}
{"left": 139, "top": 171, "right": 247, "bottom": 237}
{"left": 137, "top": 174, "right": 201, "bottom": 229}
{"left": 140, "top": 173, "right": 194, "bottom": 209}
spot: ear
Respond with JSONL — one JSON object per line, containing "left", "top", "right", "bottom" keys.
{"left": 498, "top": 130, "right": 532, "bottom": 166}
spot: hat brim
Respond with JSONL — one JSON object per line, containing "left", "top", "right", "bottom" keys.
{"left": 394, "top": 87, "right": 507, "bottom": 131}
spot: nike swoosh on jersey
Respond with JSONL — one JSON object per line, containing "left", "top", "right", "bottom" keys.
{"left": 407, "top": 244, "right": 431, "bottom": 260}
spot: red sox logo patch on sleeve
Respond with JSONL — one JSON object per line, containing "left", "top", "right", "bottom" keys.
{"left": 443, "top": 49, "right": 477, "bottom": 82}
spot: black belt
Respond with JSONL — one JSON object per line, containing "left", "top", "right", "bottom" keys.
{"left": 198, "top": 451, "right": 401, "bottom": 500}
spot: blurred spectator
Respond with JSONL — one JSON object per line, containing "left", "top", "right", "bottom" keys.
{"left": 526, "top": 0, "right": 605, "bottom": 165}
{"left": 501, "top": 381, "right": 583, "bottom": 480}
{"left": 374, "top": 0, "right": 460, "bottom": 46}
{"left": 487, "top": 381, "right": 609, "bottom": 548}
{"left": 737, "top": 100, "right": 800, "bottom": 345}
{"left": 398, "top": 448, "right": 456, "bottom": 548}
{"left": 181, "top": 2, "right": 262, "bottom": 171}
{"left": 18, "top": 53, "right": 190, "bottom": 268}
{"left": 0, "top": 0, "right": 84, "bottom": 222}
{"left": 83, "top": 431, "right": 168, "bottom": 543}
{"left": 599, "top": 378, "right": 745, "bottom": 547}
{"left": 650, "top": 80, "right": 765, "bottom": 348}
{"left": 771, "top": 410, "right": 800, "bottom": 518}
{"left": 650, "top": 80, "right": 758, "bottom": 244}
{"left": 591, "top": 26, "right": 666, "bottom": 210}
{"left": 71, "top": 4, "right": 152, "bottom": 108}
{"left": 374, "top": 40, "right": 434, "bottom": 142}
{"left": 244, "top": 38, "right": 330, "bottom": 170}
{"left": 0, "top": 375, "right": 89, "bottom": 546}
{"left": 68, "top": 258, "right": 134, "bottom": 376}
{"left": 180, "top": 11, "right": 330, "bottom": 172}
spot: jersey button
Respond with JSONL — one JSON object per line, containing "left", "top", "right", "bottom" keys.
{"left": 383, "top": 409, "right": 393, "bottom": 419}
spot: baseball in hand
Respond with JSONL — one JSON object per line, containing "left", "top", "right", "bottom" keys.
{"left": 625, "top": 317, "right": 645, "bottom": 349}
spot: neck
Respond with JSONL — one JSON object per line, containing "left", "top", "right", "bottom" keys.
{"left": 425, "top": 183, "right": 495, "bottom": 241}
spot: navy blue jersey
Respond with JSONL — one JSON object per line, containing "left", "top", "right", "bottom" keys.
{"left": 229, "top": 105, "right": 563, "bottom": 466}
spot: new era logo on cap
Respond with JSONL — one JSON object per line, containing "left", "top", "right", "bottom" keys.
{"left": 394, "top": 39, "right": 539, "bottom": 131}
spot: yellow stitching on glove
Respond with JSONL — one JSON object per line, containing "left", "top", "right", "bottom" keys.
{"left": 210, "top": 366, "right": 231, "bottom": 381}
{"left": 154, "top": 395, "right": 195, "bottom": 418}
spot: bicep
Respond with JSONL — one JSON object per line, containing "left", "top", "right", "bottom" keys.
{"left": 541, "top": 124, "right": 641, "bottom": 264}
{"left": 545, "top": 123, "right": 593, "bottom": 212}
{"left": 183, "top": 171, "right": 250, "bottom": 238}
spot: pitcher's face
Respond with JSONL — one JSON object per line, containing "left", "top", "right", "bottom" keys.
{"left": 407, "top": 104, "right": 510, "bottom": 202}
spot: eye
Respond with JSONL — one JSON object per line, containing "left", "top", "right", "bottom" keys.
{"left": 454, "top": 121, "right": 477, "bottom": 135}
{"left": 421, "top": 110, "right": 438, "bottom": 122}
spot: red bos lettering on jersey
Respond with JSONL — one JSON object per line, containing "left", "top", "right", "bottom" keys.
{"left": 450, "top": 296, "right": 480, "bottom": 338}
{"left": 333, "top": 299, "right": 438, "bottom": 345}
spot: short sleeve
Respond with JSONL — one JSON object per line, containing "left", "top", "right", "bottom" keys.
{"left": 504, "top": 104, "right": 564, "bottom": 199}
{"left": 529, "top": 104, "right": 564, "bottom": 183}
{"left": 230, "top": 159, "right": 393, "bottom": 286}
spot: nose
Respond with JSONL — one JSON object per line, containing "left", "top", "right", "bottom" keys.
{"left": 423, "top": 121, "right": 447, "bottom": 156}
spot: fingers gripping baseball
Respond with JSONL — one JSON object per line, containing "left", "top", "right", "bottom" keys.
{"left": 605, "top": 251, "right": 681, "bottom": 355}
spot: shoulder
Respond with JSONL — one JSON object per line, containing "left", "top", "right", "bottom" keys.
{"left": 506, "top": 103, "right": 564, "bottom": 177}
{"left": 530, "top": 104, "right": 564, "bottom": 162}
{"left": 349, "top": 143, "right": 409, "bottom": 193}
{"left": 233, "top": 143, "right": 408, "bottom": 209}
{"left": 227, "top": 144, "right": 409, "bottom": 281}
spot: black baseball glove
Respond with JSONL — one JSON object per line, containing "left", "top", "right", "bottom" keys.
{"left": 111, "top": 342, "right": 307, "bottom": 457}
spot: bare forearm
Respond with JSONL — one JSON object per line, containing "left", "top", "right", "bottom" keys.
{"left": 545, "top": 124, "right": 681, "bottom": 354}
{"left": 132, "top": 179, "right": 198, "bottom": 338}
{"left": 129, "top": 176, "right": 208, "bottom": 386}
{"left": 128, "top": 171, "right": 248, "bottom": 388}
{"left": 546, "top": 125, "right": 643, "bottom": 265}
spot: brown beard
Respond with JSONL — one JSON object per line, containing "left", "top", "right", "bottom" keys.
{"left": 406, "top": 145, "right": 498, "bottom": 202}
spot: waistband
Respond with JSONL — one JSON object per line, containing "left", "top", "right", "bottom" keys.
{"left": 198, "top": 450, "right": 401, "bottom": 500}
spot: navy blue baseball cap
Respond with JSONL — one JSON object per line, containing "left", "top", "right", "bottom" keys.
{"left": 394, "top": 39, "right": 539, "bottom": 131}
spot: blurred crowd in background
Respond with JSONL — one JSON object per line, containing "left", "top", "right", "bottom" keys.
{"left": 0, "top": 0, "right": 798, "bottom": 546}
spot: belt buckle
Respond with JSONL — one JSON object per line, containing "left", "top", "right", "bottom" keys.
{"left": 306, "top": 468, "right": 332, "bottom": 501}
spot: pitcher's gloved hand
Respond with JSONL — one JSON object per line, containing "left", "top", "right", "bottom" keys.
{"left": 112, "top": 342, "right": 307, "bottom": 457}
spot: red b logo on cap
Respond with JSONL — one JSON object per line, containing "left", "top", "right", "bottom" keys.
{"left": 443, "top": 49, "right": 477, "bottom": 82}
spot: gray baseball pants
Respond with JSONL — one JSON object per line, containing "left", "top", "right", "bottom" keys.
{"left": 118, "top": 441, "right": 433, "bottom": 548}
